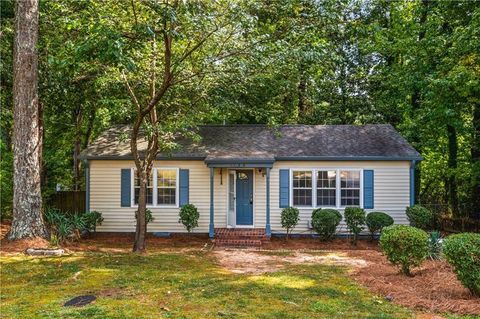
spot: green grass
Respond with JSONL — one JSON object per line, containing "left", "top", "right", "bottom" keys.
{"left": 1, "top": 250, "right": 416, "bottom": 318}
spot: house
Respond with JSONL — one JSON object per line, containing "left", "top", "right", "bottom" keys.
{"left": 79, "top": 124, "right": 422, "bottom": 237}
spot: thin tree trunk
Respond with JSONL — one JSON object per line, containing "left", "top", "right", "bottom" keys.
{"left": 471, "top": 101, "right": 480, "bottom": 218}
{"left": 447, "top": 124, "right": 459, "bottom": 216}
{"left": 8, "top": 0, "right": 48, "bottom": 240}
{"left": 133, "top": 168, "right": 147, "bottom": 252}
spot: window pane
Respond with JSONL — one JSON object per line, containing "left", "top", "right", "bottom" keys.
{"left": 293, "top": 189, "right": 312, "bottom": 206}
{"left": 317, "top": 170, "right": 336, "bottom": 188}
{"left": 340, "top": 170, "right": 360, "bottom": 206}
{"left": 158, "top": 188, "right": 176, "bottom": 205}
{"left": 293, "top": 171, "right": 312, "bottom": 188}
{"left": 157, "top": 169, "right": 176, "bottom": 187}
{"left": 317, "top": 189, "right": 336, "bottom": 206}
{"left": 341, "top": 189, "right": 360, "bottom": 206}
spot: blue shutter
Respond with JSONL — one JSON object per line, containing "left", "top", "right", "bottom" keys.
{"left": 363, "top": 170, "right": 374, "bottom": 209}
{"left": 279, "top": 169, "right": 290, "bottom": 208}
{"left": 121, "top": 169, "right": 131, "bottom": 207}
{"left": 179, "top": 169, "right": 189, "bottom": 207}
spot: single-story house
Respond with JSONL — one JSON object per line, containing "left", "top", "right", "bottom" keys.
{"left": 79, "top": 124, "right": 422, "bottom": 237}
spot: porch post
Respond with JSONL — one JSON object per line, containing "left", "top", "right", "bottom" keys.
{"left": 266, "top": 167, "right": 271, "bottom": 236}
{"left": 209, "top": 167, "right": 215, "bottom": 238}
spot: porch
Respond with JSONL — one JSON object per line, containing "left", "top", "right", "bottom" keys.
{"left": 206, "top": 158, "right": 274, "bottom": 238}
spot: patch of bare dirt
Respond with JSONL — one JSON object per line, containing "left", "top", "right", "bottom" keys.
{"left": 212, "top": 250, "right": 369, "bottom": 274}
{"left": 347, "top": 250, "right": 480, "bottom": 316}
{"left": 263, "top": 236, "right": 381, "bottom": 251}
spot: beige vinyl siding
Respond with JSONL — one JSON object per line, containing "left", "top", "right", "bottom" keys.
{"left": 90, "top": 160, "right": 410, "bottom": 233}
{"left": 268, "top": 161, "right": 411, "bottom": 234}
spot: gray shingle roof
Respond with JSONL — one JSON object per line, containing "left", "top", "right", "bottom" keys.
{"left": 79, "top": 124, "right": 422, "bottom": 161}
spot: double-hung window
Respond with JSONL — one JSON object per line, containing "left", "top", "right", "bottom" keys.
{"left": 317, "top": 170, "right": 336, "bottom": 206}
{"left": 340, "top": 170, "right": 360, "bottom": 206}
{"left": 157, "top": 169, "right": 177, "bottom": 205}
{"left": 292, "top": 170, "right": 313, "bottom": 206}
{"left": 133, "top": 170, "right": 153, "bottom": 205}
{"left": 132, "top": 168, "right": 178, "bottom": 207}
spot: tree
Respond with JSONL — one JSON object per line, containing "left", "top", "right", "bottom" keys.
{"left": 8, "top": 0, "right": 48, "bottom": 239}
{"left": 88, "top": 1, "right": 247, "bottom": 252}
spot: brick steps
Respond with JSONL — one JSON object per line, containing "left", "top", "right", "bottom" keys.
{"left": 213, "top": 228, "right": 270, "bottom": 248}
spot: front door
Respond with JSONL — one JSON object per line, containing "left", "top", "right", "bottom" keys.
{"left": 235, "top": 170, "right": 253, "bottom": 226}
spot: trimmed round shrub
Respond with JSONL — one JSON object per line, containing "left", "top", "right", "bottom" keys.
{"left": 406, "top": 205, "right": 434, "bottom": 230}
{"left": 179, "top": 204, "right": 200, "bottom": 232}
{"left": 281, "top": 207, "right": 300, "bottom": 240}
{"left": 366, "top": 212, "right": 394, "bottom": 239}
{"left": 443, "top": 233, "right": 480, "bottom": 296}
{"left": 311, "top": 208, "right": 342, "bottom": 240}
{"left": 344, "top": 207, "right": 366, "bottom": 245}
{"left": 379, "top": 225, "right": 429, "bottom": 276}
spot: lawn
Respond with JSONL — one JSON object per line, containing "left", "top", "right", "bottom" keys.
{"left": 0, "top": 250, "right": 417, "bottom": 319}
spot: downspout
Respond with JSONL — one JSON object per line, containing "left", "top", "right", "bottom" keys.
{"left": 410, "top": 160, "right": 416, "bottom": 206}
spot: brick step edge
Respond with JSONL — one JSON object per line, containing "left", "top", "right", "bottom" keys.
{"left": 214, "top": 235, "right": 269, "bottom": 240}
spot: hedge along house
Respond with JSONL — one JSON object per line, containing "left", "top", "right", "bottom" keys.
{"left": 79, "top": 124, "right": 422, "bottom": 238}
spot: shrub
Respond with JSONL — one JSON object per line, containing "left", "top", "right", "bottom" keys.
{"left": 365, "top": 212, "right": 394, "bottom": 240}
{"left": 311, "top": 208, "right": 342, "bottom": 240}
{"left": 44, "top": 209, "right": 104, "bottom": 244}
{"left": 443, "top": 233, "right": 480, "bottom": 296}
{"left": 179, "top": 204, "right": 200, "bottom": 232}
{"left": 379, "top": 225, "right": 429, "bottom": 276}
{"left": 406, "top": 205, "right": 434, "bottom": 230}
{"left": 82, "top": 211, "right": 104, "bottom": 233}
{"left": 344, "top": 207, "right": 366, "bottom": 245}
{"left": 281, "top": 207, "right": 300, "bottom": 240}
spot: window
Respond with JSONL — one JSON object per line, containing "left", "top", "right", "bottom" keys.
{"left": 132, "top": 168, "right": 178, "bottom": 207}
{"left": 133, "top": 170, "right": 153, "bottom": 205}
{"left": 292, "top": 170, "right": 312, "bottom": 206}
{"left": 157, "top": 169, "right": 177, "bottom": 205}
{"left": 317, "top": 170, "right": 336, "bottom": 206}
{"left": 340, "top": 170, "right": 360, "bottom": 206}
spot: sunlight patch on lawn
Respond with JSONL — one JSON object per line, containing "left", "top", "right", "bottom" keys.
{"left": 247, "top": 274, "right": 316, "bottom": 289}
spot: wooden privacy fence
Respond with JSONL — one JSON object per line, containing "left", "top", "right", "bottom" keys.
{"left": 47, "top": 191, "right": 86, "bottom": 213}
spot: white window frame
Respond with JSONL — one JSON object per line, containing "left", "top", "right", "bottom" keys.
{"left": 339, "top": 169, "right": 363, "bottom": 208}
{"left": 131, "top": 167, "right": 179, "bottom": 208}
{"left": 316, "top": 170, "right": 337, "bottom": 208}
{"left": 289, "top": 168, "right": 363, "bottom": 209}
{"left": 290, "top": 169, "right": 314, "bottom": 208}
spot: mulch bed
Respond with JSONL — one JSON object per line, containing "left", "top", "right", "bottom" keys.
{"left": 347, "top": 250, "right": 480, "bottom": 316}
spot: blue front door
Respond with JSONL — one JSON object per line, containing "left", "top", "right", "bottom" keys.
{"left": 236, "top": 170, "right": 253, "bottom": 225}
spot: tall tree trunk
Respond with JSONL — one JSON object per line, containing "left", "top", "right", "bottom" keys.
{"left": 471, "top": 101, "right": 480, "bottom": 218}
{"left": 446, "top": 124, "right": 459, "bottom": 216}
{"left": 410, "top": 0, "right": 430, "bottom": 204}
{"left": 73, "top": 107, "right": 82, "bottom": 191}
{"left": 8, "top": 0, "right": 48, "bottom": 240}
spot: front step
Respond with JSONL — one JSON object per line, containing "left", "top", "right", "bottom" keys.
{"left": 213, "top": 228, "right": 269, "bottom": 248}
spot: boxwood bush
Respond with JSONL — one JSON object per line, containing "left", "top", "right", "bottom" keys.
{"left": 365, "top": 211, "right": 394, "bottom": 240}
{"left": 443, "top": 233, "right": 480, "bottom": 296}
{"left": 406, "top": 205, "right": 434, "bottom": 230}
{"left": 179, "top": 204, "right": 200, "bottom": 232}
{"left": 344, "top": 207, "right": 366, "bottom": 245}
{"left": 379, "top": 225, "right": 429, "bottom": 276}
{"left": 311, "top": 208, "right": 342, "bottom": 240}
{"left": 281, "top": 207, "right": 300, "bottom": 240}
